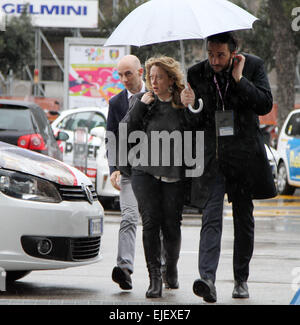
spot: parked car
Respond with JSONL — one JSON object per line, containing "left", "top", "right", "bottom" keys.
{"left": 277, "top": 109, "right": 300, "bottom": 195}
{"left": 260, "top": 124, "right": 279, "bottom": 148}
{"left": 0, "top": 141, "right": 104, "bottom": 286}
{"left": 265, "top": 144, "right": 278, "bottom": 182}
{"left": 0, "top": 99, "right": 63, "bottom": 160}
{"left": 51, "top": 106, "right": 119, "bottom": 208}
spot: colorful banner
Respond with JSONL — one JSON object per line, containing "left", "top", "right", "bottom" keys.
{"left": 67, "top": 43, "right": 126, "bottom": 109}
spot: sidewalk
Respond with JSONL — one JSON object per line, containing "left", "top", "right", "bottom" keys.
{"left": 103, "top": 208, "right": 300, "bottom": 305}
{"left": 0, "top": 211, "right": 299, "bottom": 305}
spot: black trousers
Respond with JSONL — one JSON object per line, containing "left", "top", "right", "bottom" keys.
{"left": 199, "top": 170, "right": 254, "bottom": 283}
{"left": 131, "top": 169, "right": 185, "bottom": 271}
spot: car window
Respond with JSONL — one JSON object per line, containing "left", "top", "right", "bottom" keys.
{"left": 76, "top": 112, "right": 93, "bottom": 130}
{"left": 58, "top": 112, "right": 92, "bottom": 131}
{"left": 0, "top": 107, "right": 33, "bottom": 131}
{"left": 57, "top": 114, "right": 75, "bottom": 131}
{"left": 285, "top": 113, "right": 300, "bottom": 137}
{"left": 57, "top": 111, "right": 106, "bottom": 132}
{"left": 89, "top": 112, "right": 106, "bottom": 130}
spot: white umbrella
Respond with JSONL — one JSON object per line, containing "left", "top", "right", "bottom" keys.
{"left": 105, "top": 0, "right": 258, "bottom": 112}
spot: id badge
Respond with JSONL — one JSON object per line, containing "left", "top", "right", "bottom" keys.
{"left": 215, "top": 110, "right": 235, "bottom": 137}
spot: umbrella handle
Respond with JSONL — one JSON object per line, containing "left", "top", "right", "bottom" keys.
{"left": 188, "top": 98, "right": 203, "bottom": 113}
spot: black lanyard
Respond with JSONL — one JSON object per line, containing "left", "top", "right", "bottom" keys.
{"left": 213, "top": 74, "right": 229, "bottom": 111}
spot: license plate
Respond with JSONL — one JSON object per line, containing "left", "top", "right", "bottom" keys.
{"left": 89, "top": 218, "right": 103, "bottom": 236}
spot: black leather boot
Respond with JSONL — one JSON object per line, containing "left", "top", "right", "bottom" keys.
{"left": 146, "top": 268, "right": 162, "bottom": 298}
{"left": 165, "top": 263, "right": 179, "bottom": 289}
{"left": 232, "top": 281, "right": 249, "bottom": 298}
{"left": 143, "top": 229, "right": 162, "bottom": 298}
{"left": 163, "top": 234, "right": 181, "bottom": 289}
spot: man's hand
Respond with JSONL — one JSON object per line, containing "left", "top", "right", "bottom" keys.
{"left": 180, "top": 83, "right": 195, "bottom": 108}
{"left": 110, "top": 170, "right": 121, "bottom": 191}
{"left": 232, "top": 54, "right": 245, "bottom": 83}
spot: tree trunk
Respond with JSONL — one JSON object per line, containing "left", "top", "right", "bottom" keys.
{"left": 269, "top": 0, "right": 297, "bottom": 129}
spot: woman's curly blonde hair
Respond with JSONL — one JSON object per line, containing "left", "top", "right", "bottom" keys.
{"left": 145, "top": 56, "right": 185, "bottom": 109}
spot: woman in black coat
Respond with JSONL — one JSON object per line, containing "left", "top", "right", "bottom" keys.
{"left": 121, "top": 56, "right": 191, "bottom": 298}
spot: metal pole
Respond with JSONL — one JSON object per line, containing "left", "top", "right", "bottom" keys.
{"left": 179, "top": 40, "right": 186, "bottom": 83}
{"left": 202, "top": 38, "right": 207, "bottom": 60}
{"left": 34, "top": 28, "right": 42, "bottom": 96}
{"left": 180, "top": 40, "right": 203, "bottom": 113}
{"left": 39, "top": 29, "right": 64, "bottom": 73}
{"left": 0, "top": 11, "right": 6, "bottom": 31}
{"left": 98, "top": 8, "right": 106, "bottom": 22}
{"left": 26, "top": 65, "right": 45, "bottom": 97}
{"left": 113, "top": 0, "right": 119, "bottom": 19}
{"left": 296, "top": 66, "right": 300, "bottom": 86}
{"left": 8, "top": 69, "right": 13, "bottom": 96}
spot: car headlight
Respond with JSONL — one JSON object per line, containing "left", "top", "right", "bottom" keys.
{"left": 0, "top": 169, "right": 62, "bottom": 203}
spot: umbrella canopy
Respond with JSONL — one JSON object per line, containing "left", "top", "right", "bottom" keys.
{"left": 104, "top": 0, "right": 258, "bottom": 47}
{"left": 105, "top": 0, "right": 258, "bottom": 112}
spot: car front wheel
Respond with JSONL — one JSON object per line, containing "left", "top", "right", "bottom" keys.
{"left": 277, "top": 162, "right": 295, "bottom": 195}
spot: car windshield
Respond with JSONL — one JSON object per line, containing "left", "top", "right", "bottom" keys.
{"left": 285, "top": 113, "right": 300, "bottom": 137}
{"left": 58, "top": 111, "right": 106, "bottom": 132}
{"left": 0, "top": 107, "right": 33, "bottom": 131}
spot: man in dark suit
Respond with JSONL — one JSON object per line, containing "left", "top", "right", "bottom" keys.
{"left": 107, "top": 55, "right": 145, "bottom": 290}
{"left": 181, "top": 32, "right": 276, "bottom": 303}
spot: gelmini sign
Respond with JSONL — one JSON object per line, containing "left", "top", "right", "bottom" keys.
{"left": 1, "top": 0, "right": 98, "bottom": 28}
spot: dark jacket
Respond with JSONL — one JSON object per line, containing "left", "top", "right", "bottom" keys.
{"left": 187, "top": 53, "right": 277, "bottom": 208}
{"left": 106, "top": 89, "right": 129, "bottom": 175}
{"left": 121, "top": 92, "right": 194, "bottom": 179}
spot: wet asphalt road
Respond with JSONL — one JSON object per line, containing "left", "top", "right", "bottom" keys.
{"left": 0, "top": 194, "right": 300, "bottom": 307}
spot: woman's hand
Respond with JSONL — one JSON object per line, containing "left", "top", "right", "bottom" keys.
{"left": 141, "top": 91, "right": 155, "bottom": 105}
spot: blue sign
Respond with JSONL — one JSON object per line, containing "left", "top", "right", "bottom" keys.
{"left": 0, "top": 1, "right": 98, "bottom": 28}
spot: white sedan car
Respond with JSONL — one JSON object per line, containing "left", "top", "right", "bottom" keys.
{"left": 0, "top": 141, "right": 104, "bottom": 288}
{"left": 277, "top": 109, "right": 300, "bottom": 195}
{"left": 51, "top": 107, "right": 119, "bottom": 208}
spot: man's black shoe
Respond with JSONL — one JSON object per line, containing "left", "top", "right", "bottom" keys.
{"left": 193, "top": 278, "right": 217, "bottom": 303}
{"left": 112, "top": 266, "right": 132, "bottom": 290}
{"left": 232, "top": 281, "right": 249, "bottom": 299}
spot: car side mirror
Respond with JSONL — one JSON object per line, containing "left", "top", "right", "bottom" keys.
{"left": 90, "top": 126, "right": 106, "bottom": 139}
{"left": 56, "top": 131, "right": 69, "bottom": 141}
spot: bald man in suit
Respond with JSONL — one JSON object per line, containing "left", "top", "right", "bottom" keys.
{"left": 107, "top": 55, "right": 145, "bottom": 290}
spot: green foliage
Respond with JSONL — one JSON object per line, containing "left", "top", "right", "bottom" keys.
{"left": 236, "top": 0, "right": 300, "bottom": 72}
{"left": 235, "top": 1, "right": 274, "bottom": 71}
{"left": 287, "top": 0, "right": 300, "bottom": 49}
{"left": 279, "top": 0, "right": 300, "bottom": 49}
{"left": 99, "top": 0, "right": 149, "bottom": 37}
{"left": 131, "top": 39, "right": 204, "bottom": 69}
{"left": 0, "top": 12, "right": 35, "bottom": 76}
